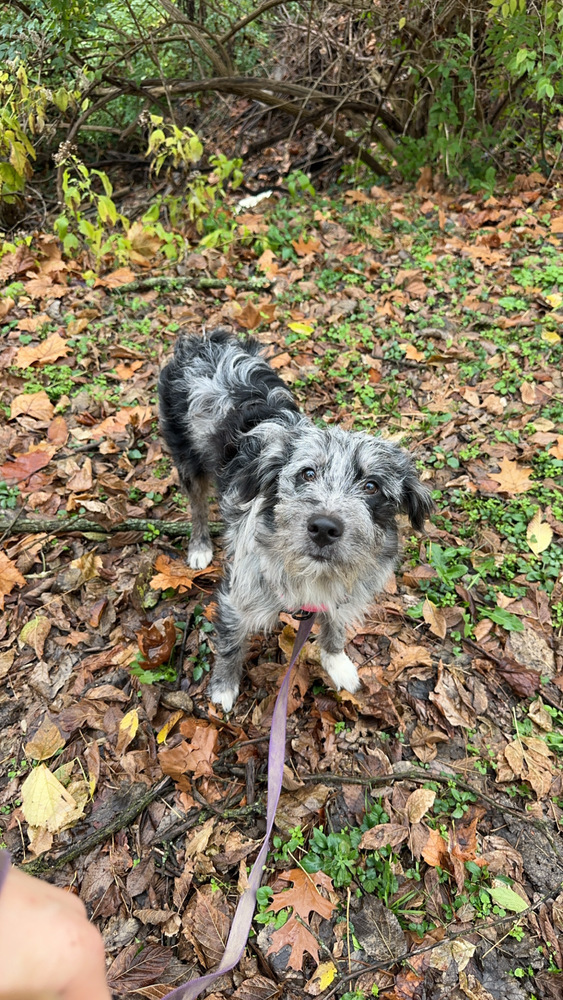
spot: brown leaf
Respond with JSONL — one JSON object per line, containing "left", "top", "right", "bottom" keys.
{"left": 15, "top": 333, "right": 70, "bottom": 367}
{"left": 137, "top": 617, "right": 177, "bottom": 669}
{"left": 24, "top": 717, "right": 65, "bottom": 761}
{"left": 359, "top": 823, "right": 409, "bottom": 851}
{"left": 127, "top": 222, "right": 162, "bottom": 263}
{"left": 0, "top": 296, "right": 15, "bottom": 320}
{"left": 232, "top": 975, "right": 280, "bottom": 1000}
{"left": 47, "top": 415, "right": 69, "bottom": 447}
{"left": 549, "top": 435, "right": 563, "bottom": 459}
{"left": 292, "top": 235, "right": 321, "bottom": 256}
{"left": 159, "top": 720, "right": 218, "bottom": 783}
{"left": 106, "top": 944, "right": 175, "bottom": 994}
{"left": 267, "top": 913, "right": 319, "bottom": 970}
{"left": 268, "top": 868, "right": 335, "bottom": 921}
{"left": 10, "top": 391, "right": 54, "bottom": 422}
{"left": 67, "top": 457, "right": 93, "bottom": 492}
{"left": 19, "top": 615, "right": 51, "bottom": 657}
{"left": 182, "top": 886, "right": 231, "bottom": 968}
{"left": 405, "top": 787, "right": 436, "bottom": 823}
{"left": 0, "top": 552, "right": 26, "bottom": 609}
{"left": 94, "top": 266, "right": 136, "bottom": 289}
{"left": 150, "top": 555, "right": 211, "bottom": 594}
{"left": 489, "top": 457, "right": 534, "bottom": 495}
{"left": 422, "top": 828, "right": 448, "bottom": 867}
{"left": 114, "top": 360, "right": 143, "bottom": 380}
{"left": 0, "top": 447, "right": 52, "bottom": 484}
{"left": 422, "top": 598, "right": 447, "bottom": 639}
{"left": 256, "top": 248, "right": 278, "bottom": 278}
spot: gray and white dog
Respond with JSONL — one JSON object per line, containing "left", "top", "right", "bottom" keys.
{"left": 159, "top": 329, "right": 432, "bottom": 711}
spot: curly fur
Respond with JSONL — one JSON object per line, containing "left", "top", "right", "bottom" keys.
{"left": 159, "top": 329, "right": 433, "bottom": 711}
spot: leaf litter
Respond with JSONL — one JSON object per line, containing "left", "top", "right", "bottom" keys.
{"left": 0, "top": 172, "right": 563, "bottom": 999}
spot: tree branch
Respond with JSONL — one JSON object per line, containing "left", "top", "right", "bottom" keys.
{"left": 0, "top": 515, "right": 224, "bottom": 539}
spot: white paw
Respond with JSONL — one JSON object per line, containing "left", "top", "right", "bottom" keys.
{"left": 208, "top": 678, "right": 238, "bottom": 713}
{"left": 321, "top": 650, "right": 361, "bottom": 693}
{"left": 187, "top": 543, "right": 213, "bottom": 570}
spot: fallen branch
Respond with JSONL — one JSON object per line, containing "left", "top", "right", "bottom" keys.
{"left": 107, "top": 275, "right": 272, "bottom": 294}
{"left": 21, "top": 777, "right": 173, "bottom": 876}
{"left": 0, "top": 515, "right": 224, "bottom": 539}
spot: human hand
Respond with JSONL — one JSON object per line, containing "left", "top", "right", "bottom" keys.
{"left": 0, "top": 863, "right": 111, "bottom": 1000}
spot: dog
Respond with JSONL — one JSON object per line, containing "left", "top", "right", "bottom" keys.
{"left": 159, "top": 329, "right": 433, "bottom": 711}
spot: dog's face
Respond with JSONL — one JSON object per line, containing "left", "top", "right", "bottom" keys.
{"left": 241, "top": 422, "right": 432, "bottom": 585}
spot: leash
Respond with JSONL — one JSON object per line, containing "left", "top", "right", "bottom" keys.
{"left": 162, "top": 611, "right": 316, "bottom": 999}
{"left": 0, "top": 615, "right": 316, "bottom": 1000}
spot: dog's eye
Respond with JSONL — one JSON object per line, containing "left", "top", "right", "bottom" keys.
{"left": 301, "top": 468, "right": 317, "bottom": 482}
{"left": 364, "top": 480, "right": 378, "bottom": 494}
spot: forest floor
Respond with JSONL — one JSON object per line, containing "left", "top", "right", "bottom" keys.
{"left": 1, "top": 171, "right": 563, "bottom": 1000}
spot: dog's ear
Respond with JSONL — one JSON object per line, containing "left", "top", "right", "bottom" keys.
{"left": 400, "top": 469, "right": 434, "bottom": 531}
{"left": 226, "top": 426, "right": 293, "bottom": 506}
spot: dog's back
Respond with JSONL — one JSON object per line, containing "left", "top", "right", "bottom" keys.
{"left": 159, "top": 329, "right": 298, "bottom": 484}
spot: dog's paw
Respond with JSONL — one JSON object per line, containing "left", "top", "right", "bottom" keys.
{"left": 187, "top": 543, "right": 213, "bottom": 570}
{"left": 321, "top": 650, "right": 361, "bottom": 693}
{"left": 208, "top": 678, "right": 239, "bottom": 713}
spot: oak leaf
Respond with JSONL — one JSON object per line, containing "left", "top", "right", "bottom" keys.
{"left": 292, "top": 235, "right": 321, "bottom": 256}
{"left": 268, "top": 868, "right": 335, "bottom": 921}
{"left": 0, "top": 552, "right": 26, "bottom": 609}
{"left": 267, "top": 913, "right": 319, "bottom": 970}
{"left": 150, "top": 555, "right": 211, "bottom": 594}
{"left": 489, "top": 457, "right": 534, "bottom": 495}
{"left": 10, "top": 390, "right": 54, "bottom": 421}
{"left": 15, "top": 333, "right": 70, "bottom": 367}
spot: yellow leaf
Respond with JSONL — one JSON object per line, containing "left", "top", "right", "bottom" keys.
{"left": 544, "top": 293, "right": 563, "bottom": 309}
{"left": 21, "top": 763, "right": 81, "bottom": 832}
{"left": 542, "top": 328, "right": 561, "bottom": 344}
{"left": 115, "top": 708, "right": 139, "bottom": 756}
{"left": 526, "top": 509, "right": 553, "bottom": 555}
{"left": 157, "top": 710, "right": 184, "bottom": 745}
{"left": 287, "top": 321, "right": 314, "bottom": 335}
{"left": 305, "top": 960, "right": 338, "bottom": 995}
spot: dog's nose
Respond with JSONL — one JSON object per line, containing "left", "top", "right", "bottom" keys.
{"left": 307, "top": 515, "right": 344, "bottom": 547}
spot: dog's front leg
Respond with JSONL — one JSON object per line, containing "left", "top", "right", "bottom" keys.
{"left": 207, "top": 589, "right": 248, "bottom": 712}
{"left": 318, "top": 616, "right": 361, "bottom": 694}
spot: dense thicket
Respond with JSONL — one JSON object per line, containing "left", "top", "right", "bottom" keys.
{"left": 2, "top": 0, "right": 563, "bottom": 214}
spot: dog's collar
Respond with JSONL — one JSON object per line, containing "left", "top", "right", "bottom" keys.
{"left": 291, "top": 606, "right": 326, "bottom": 620}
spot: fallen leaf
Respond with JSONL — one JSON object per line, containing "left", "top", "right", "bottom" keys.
{"left": 0, "top": 296, "right": 15, "bottom": 320}
{"left": 268, "top": 868, "right": 335, "bottom": 922}
{"left": 358, "top": 823, "right": 409, "bottom": 850}
{"left": 0, "top": 649, "right": 15, "bottom": 680}
{"left": 156, "top": 710, "right": 184, "bottom": 745}
{"left": 429, "top": 938, "right": 475, "bottom": 972}
{"left": 15, "top": 333, "right": 70, "bottom": 367}
{"left": 305, "top": 960, "right": 337, "bottom": 995}
{"left": 0, "top": 552, "right": 26, "bottom": 609}
{"left": 106, "top": 944, "right": 176, "bottom": 994}
{"left": 423, "top": 598, "right": 447, "bottom": 639}
{"left": 422, "top": 827, "right": 448, "bottom": 867}
{"left": 405, "top": 787, "right": 436, "bottom": 823}
{"left": 256, "top": 248, "right": 278, "bottom": 278}
{"left": 267, "top": 914, "right": 319, "bottom": 970}
{"left": 126, "top": 221, "right": 162, "bottom": 263}
{"left": 488, "top": 883, "right": 528, "bottom": 912}
{"left": 21, "top": 763, "right": 83, "bottom": 832}
{"left": 489, "top": 457, "right": 534, "bottom": 495}
{"left": 136, "top": 617, "right": 177, "bottom": 669}
{"left": 48, "top": 415, "right": 69, "bottom": 447}
{"left": 292, "top": 235, "right": 321, "bottom": 256}
{"left": 24, "top": 717, "right": 66, "bottom": 761}
{"left": 114, "top": 360, "right": 143, "bottom": 380}
{"left": 10, "top": 391, "right": 54, "bottom": 421}
{"left": 520, "top": 381, "right": 537, "bottom": 404}
{"left": 150, "top": 555, "right": 210, "bottom": 594}
{"left": 402, "top": 343, "right": 425, "bottom": 361}
{"left": 159, "top": 721, "right": 218, "bottom": 783}
{"left": 19, "top": 616, "right": 51, "bottom": 658}
{"left": 70, "top": 552, "right": 103, "bottom": 583}
{"left": 115, "top": 708, "right": 140, "bottom": 756}
{"left": 549, "top": 435, "right": 563, "bottom": 459}
{"left": 527, "top": 509, "right": 553, "bottom": 554}
{"left": 182, "top": 885, "right": 231, "bottom": 968}
{"left": 0, "top": 447, "right": 52, "bottom": 484}
{"left": 287, "top": 321, "right": 314, "bottom": 335}
{"left": 94, "top": 266, "right": 136, "bottom": 289}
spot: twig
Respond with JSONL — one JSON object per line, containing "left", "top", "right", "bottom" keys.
{"left": 0, "top": 515, "right": 224, "bottom": 539}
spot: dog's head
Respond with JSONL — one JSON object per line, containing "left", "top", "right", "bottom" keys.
{"left": 231, "top": 421, "right": 433, "bottom": 584}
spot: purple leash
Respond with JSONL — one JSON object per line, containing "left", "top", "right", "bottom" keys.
{"left": 0, "top": 848, "right": 10, "bottom": 898}
{"left": 162, "top": 612, "right": 316, "bottom": 1000}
